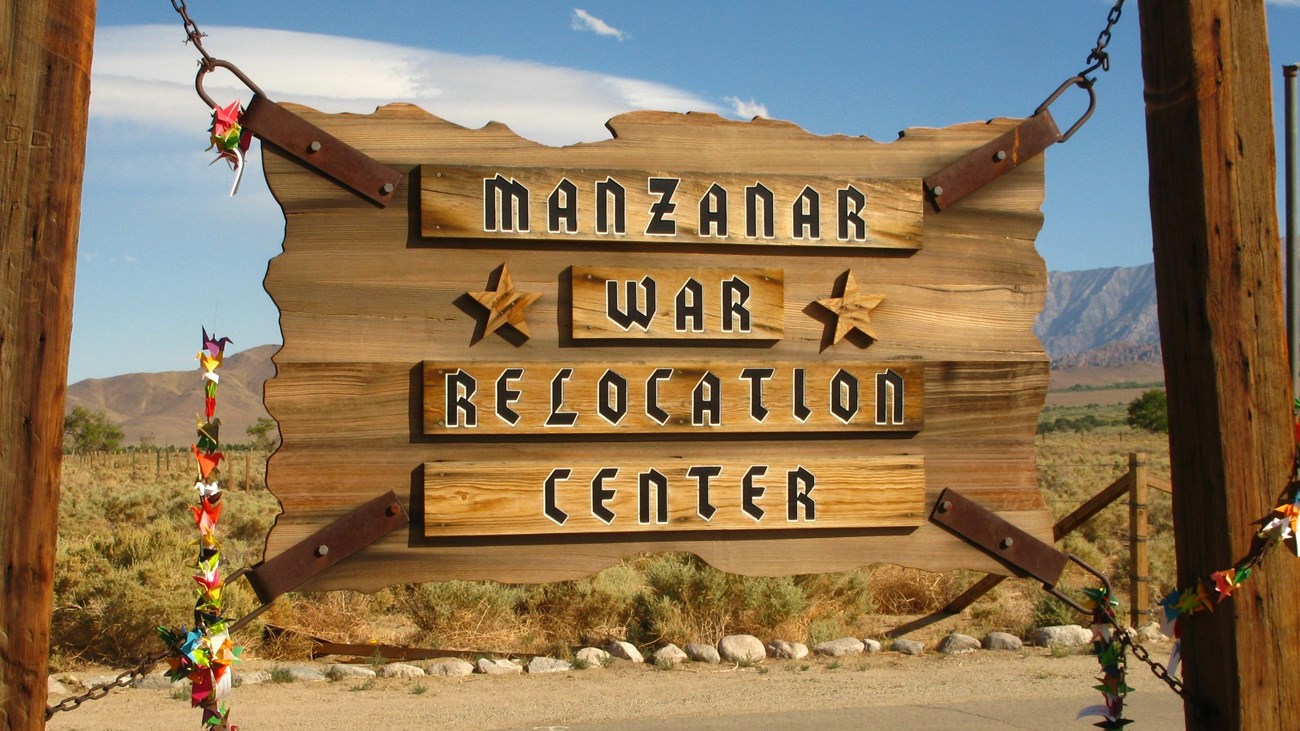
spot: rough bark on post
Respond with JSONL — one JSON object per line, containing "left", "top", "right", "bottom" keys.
{"left": 0, "top": 1, "right": 96, "bottom": 728}
{"left": 1139, "top": 2, "right": 1300, "bottom": 727}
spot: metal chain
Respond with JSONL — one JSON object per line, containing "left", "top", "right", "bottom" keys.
{"left": 45, "top": 650, "right": 170, "bottom": 720}
{"left": 1117, "top": 627, "right": 1185, "bottom": 697}
{"left": 1080, "top": 0, "right": 1126, "bottom": 77}
{"left": 172, "top": 0, "right": 217, "bottom": 69}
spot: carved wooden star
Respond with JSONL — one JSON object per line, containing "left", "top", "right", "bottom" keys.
{"left": 814, "top": 270, "right": 885, "bottom": 344}
{"left": 468, "top": 264, "right": 542, "bottom": 339}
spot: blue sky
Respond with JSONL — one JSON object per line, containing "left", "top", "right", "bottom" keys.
{"left": 75, "top": 1, "right": 1300, "bottom": 382}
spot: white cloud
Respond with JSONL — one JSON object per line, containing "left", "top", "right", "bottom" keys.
{"left": 571, "top": 9, "right": 626, "bottom": 41}
{"left": 723, "top": 96, "right": 770, "bottom": 119}
{"left": 91, "top": 25, "right": 714, "bottom": 146}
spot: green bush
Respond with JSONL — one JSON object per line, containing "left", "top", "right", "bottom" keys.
{"left": 1126, "top": 389, "right": 1169, "bottom": 433}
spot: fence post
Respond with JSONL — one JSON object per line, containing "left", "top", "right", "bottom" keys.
{"left": 1129, "top": 452, "right": 1150, "bottom": 628}
{"left": 244, "top": 453, "right": 251, "bottom": 491}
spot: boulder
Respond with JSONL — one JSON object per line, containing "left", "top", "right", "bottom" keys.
{"left": 1136, "top": 622, "right": 1166, "bottom": 643}
{"left": 768, "top": 640, "right": 809, "bottom": 660}
{"left": 863, "top": 638, "right": 882, "bottom": 653}
{"left": 132, "top": 674, "right": 182, "bottom": 690}
{"left": 982, "top": 632, "right": 1023, "bottom": 651}
{"left": 890, "top": 639, "right": 925, "bottom": 656}
{"left": 425, "top": 658, "right": 475, "bottom": 677}
{"left": 718, "top": 634, "right": 766, "bottom": 663}
{"left": 527, "top": 657, "right": 573, "bottom": 674}
{"left": 813, "top": 637, "right": 866, "bottom": 657}
{"left": 377, "top": 662, "right": 425, "bottom": 679}
{"left": 575, "top": 647, "right": 611, "bottom": 667}
{"left": 684, "top": 643, "right": 721, "bottom": 664}
{"left": 653, "top": 644, "right": 689, "bottom": 667}
{"left": 606, "top": 640, "right": 645, "bottom": 663}
{"left": 1032, "top": 624, "right": 1093, "bottom": 648}
{"left": 937, "top": 633, "right": 981, "bottom": 655}
{"left": 475, "top": 658, "right": 523, "bottom": 675}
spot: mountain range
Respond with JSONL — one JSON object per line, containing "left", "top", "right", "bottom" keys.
{"left": 67, "top": 264, "right": 1162, "bottom": 446}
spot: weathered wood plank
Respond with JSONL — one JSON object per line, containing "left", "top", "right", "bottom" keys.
{"left": 570, "top": 266, "right": 784, "bottom": 340}
{"left": 419, "top": 163, "right": 923, "bottom": 249}
{"left": 423, "top": 361, "right": 922, "bottom": 435}
{"left": 424, "top": 456, "right": 925, "bottom": 536}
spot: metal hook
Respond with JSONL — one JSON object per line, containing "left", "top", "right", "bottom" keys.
{"left": 194, "top": 58, "right": 265, "bottom": 109}
{"left": 1034, "top": 75, "right": 1098, "bottom": 143}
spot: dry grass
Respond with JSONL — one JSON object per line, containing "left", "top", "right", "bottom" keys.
{"left": 52, "top": 416, "right": 1172, "bottom": 667}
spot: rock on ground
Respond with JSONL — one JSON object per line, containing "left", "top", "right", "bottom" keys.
{"left": 1032, "top": 625, "right": 1093, "bottom": 648}
{"left": 48, "top": 676, "right": 71, "bottom": 696}
{"left": 813, "top": 637, "right": 865, "bottom": 657}
{"left": 890, "top": 639, "right": 925, "bottom": 656}
{"left": 328, "top": 664, "right": 377, "bottom": 679}
{"left": 476, "top": 658, "right": 523, "bottom": 675}
{"left": 937, "top": 633, "right": 981, "bottom": 655}
{"left": 863, "top": 638, "right": 882, "bottom": 653}
{"left": 982, "top": 632, "right": 1023, "bottom": 651}
{"left": 685, "top": 643, "right": 721, "bottom": 664}
{"left": 527, "top": 657, "right": 573, "bottom": 674}
{"left": 1136, "top": 622, "right": 1166, "bottom": 642}
{"left": 425, "top": 658, "right": 475, "bottom": 677}
{"left": 234, "top": 670, "right": 271, "bottom": 687}
{"left": 768, "top": 640, "right": 809, "bottom": 660}
{"left": 653, "top": 644, "right": 689, "bottom": 667}
{"left": 132, "top": 674, "right": 183, "bottom": 690}
{"left": 284, "top": 665, "right": 328, "bottom": 683}
{"left": 606, "top": 640, "right": 645, "bottom": 663}
{"left": 377, "top": 663, "right": 425, "bottom": 679}
{"left": 575, "top": 647, "right": 611, "bottom": 667}
{"left": 718, "top": 634, "right": 766, "bottom": 663}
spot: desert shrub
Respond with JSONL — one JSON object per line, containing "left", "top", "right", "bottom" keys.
{"left": 399, "top": 580, "right": 527, "bottom": 650}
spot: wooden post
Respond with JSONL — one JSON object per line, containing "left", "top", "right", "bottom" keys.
{"left": 0, "top": 2, "right": 96, "bottom": 729}
{"left": 1128, "top": 452, "right": 1150, "bottom": 628}
{"left": 1139, "top": 2, "right": 1300, "bottom": 727}
{"left": 244, "top": 453, "right": 251, "bottom": 492}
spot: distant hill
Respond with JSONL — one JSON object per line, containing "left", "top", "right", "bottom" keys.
{"left": 67, "top": 264, "right": 1165, "bottom": 446}
{"left": 1035, "top": 263, "right": 1161, "bottom": 368}
{"left": 66, "top": 344, "right": 276, "bottom": 447}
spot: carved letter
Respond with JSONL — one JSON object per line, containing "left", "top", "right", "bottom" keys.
{"left": 745, "top": 182, "right": 775, "bottom": 239}
{"left": 595, "top": 177, "right": 626, "bottom": 234}
{"left": 445, "top": 370, "right": 478, "bottom": 427}
{"left": 742, "top": 465, "right": 767, "bottom": 521}
{"left": 646, "top": 177, "right": 679, "bottom": 235}
{"left": 792, "top": 368, "right": 812, "bottom": 422}
{"left": 495, "top": 367, "right": 523, "bottom": 425}
{"left": 544, "top": 468, "right": 571, "bottom": 525}
{"left": 591, "top": 467, "right": 618, "bottom": 524}
{"left": 597, "top": 369, "right": 629, "bottom": 425}
{"left": 688, "top": 465, "right": 722, "bottom": 521}
{"left": 786, "top": 466, "right": 816, "bottom": 522}
{"left": 740, "top": 367, "right": 775, "bottom": 422}
{"left": 483, "top": 174, "right": 529, "bottom": 232}
{"left": 646, "top": 368, "right": 673, "bottom": 425}
{"left": 830, "top": 368, "right": 860, "bottom": 423}
{"left": 548, "top": 177, "right": 578, "bottom": 233}
{"left": 606, "top": 276, "right": 657, "bottom": 331}
{"left": 699, "top": 183, "right": 728, "bottom": 237}
{"left": 545, "top": 368, "right": 579, "bottom": 426}
{"left": 792, "top": 185, "right": 820, "bottom": 240}
{"left": 638, "top": 469, "right": 669, "bottom": 524}
{"left": 838, "top": 185, "right": 867, "bottom": 241}
{"left": 692, "top": 371, "right": 722, "bottom": 426}
{"left": 675, "top": 278, "right": 705, "bottom": 333}
{"left": 876, "top": 368, "right": 906, "bottom": 425}
{"left": 721, "top": 276, "right": 752, "bottom": 333}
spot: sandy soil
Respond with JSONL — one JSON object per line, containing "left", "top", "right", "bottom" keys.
{"left": 45, "top": 643, "right": 1184, "bottom": 731}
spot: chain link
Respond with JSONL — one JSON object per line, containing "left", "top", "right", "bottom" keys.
{"left": 1118, "top": 627, "right": 1185, "bottom": 697}
{"left": 1081, "top": 0, "right": 1126, "bottom": 77}
{"left": 172, "top": 0, "right": 216, "bottom": 68}
{"left": 45, "top": 650, "right": 170, "bottom": 720}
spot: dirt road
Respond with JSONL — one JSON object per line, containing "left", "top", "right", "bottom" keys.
{"left": 46, "top": 646, "right": 1185, "bottom": 730}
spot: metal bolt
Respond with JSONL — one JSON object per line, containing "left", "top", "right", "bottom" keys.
{"left": 308, "top": 141, "right": 322, "bottom": 153}
{"left": 994, "top": 150, "right": 1007, "bottom": 162}
{"left": 437, "top": 420, "right": 445, "bottom": 427}
{"left": 931, "top": 186, "right": 944, "bottom": 198}
{"left": 938, "top": 500, "right": 952, "bottom": 513}
{"left": 381, "top": 182, "right": 396, "bottom": 195}
{"left": 315, "top": 544, "right": 330, "bottom": 557}
{"left": 1000, "top": 537, "right": 1014, "bottom": 549}
{"left": 386, "top": 504, "right": 400, "bottom": 517}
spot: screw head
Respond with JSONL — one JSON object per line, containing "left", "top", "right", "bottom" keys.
{"left": 938, "top": 500, "right": 952, "bottom": 513}
{"left": 1000, "top": 537, "right": 1014, "bottom": 549}
{"left": 994, "top": 150, "right": 1007, "bottom": 162}
{"left": 931, "top": 186, "right": 944, "bottom": 198}
{"left": 308, "top": 141, "right": 322, "bottom": 153}
{"left": 386, "top": 504, "right": 400, "bottom": 517}
{"left": 315, "top": 544, "right": 330, "bottom": 557}
{"left": 381, "top": 182, "right": 396, "bottom": 195}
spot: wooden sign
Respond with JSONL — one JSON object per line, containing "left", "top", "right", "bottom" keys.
{"left": 260, "top": 106, "right": 1053, "bottom": 591}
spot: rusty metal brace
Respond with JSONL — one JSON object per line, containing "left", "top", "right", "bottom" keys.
{"left": 225, "top": 491, "right": 408, "bottom": 632}
{"left": 195, "top": 60, "right": 403, "bottom": 207}
{"left": 923, "top": 75, "right": 1096, "bottom": 213}
{"left": 929, "top": 487, "right": 1108, "bottom": 614}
